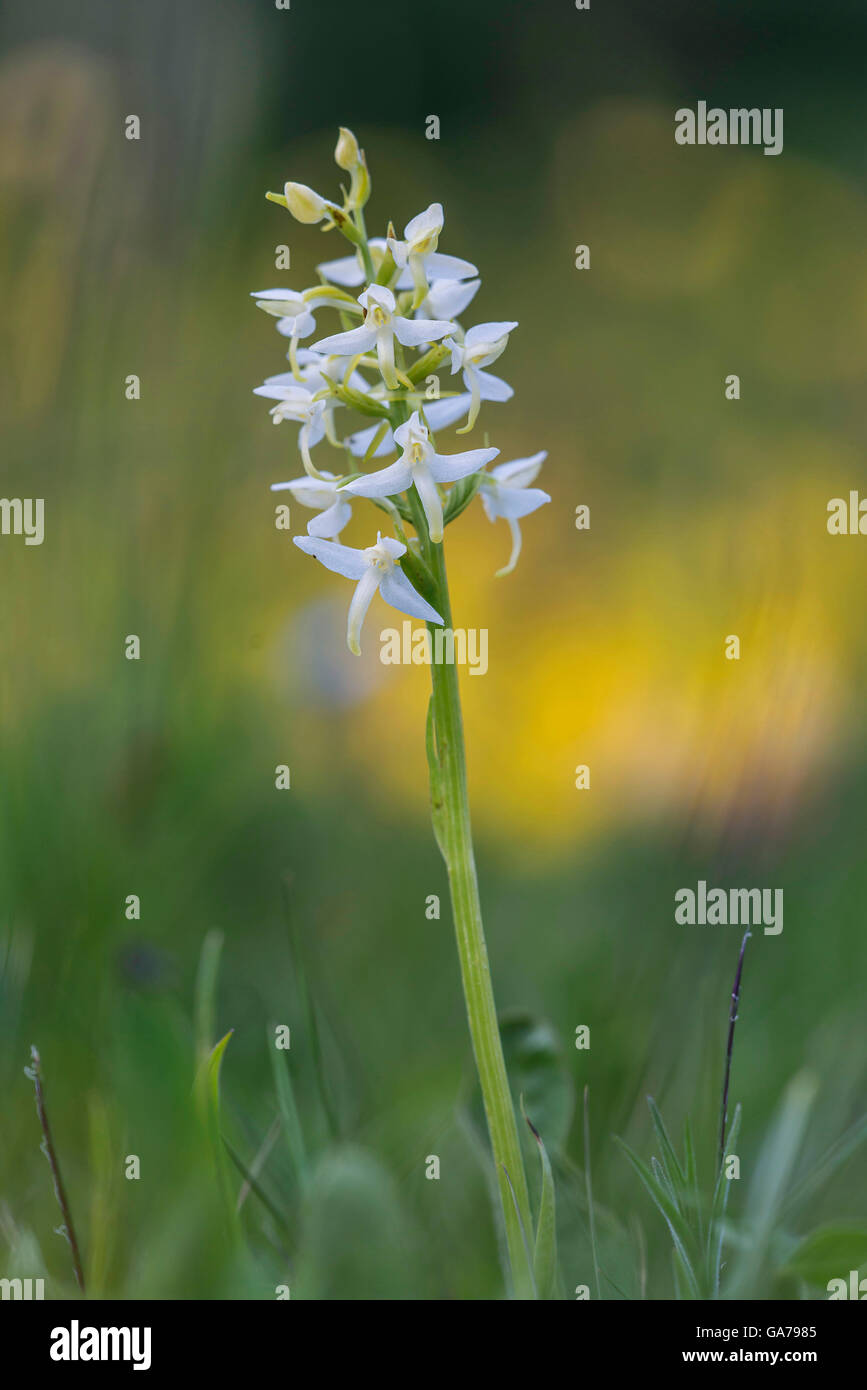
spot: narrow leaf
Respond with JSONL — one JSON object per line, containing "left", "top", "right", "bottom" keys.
{"left": 522, "top": 1099, "right": 559, "bottom": 1300}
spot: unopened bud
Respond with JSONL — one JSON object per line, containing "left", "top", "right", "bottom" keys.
{"left": 335, "top": 127, "right": 360, "bottom": 172}
{"left": 283, "top": 181, "right": 330, "bottom": 224}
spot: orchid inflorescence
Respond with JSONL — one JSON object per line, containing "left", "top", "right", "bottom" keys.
{"left": 254, "top": 129, "right": 549, "bottom": 1297}
{"left": 253, "top": 127, "right": 550, "bottom": 656}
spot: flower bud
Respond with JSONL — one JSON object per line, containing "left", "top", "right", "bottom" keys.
{"left": 283, "top": 181, "right": 330, "bottom": 224}
{"left": 334, "top": 127, "right": 360, "bottom": 172}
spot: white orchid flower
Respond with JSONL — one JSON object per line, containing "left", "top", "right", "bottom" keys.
{"left": 270, "top": 471, "right": 352, "bottom": 540}
{"left": 387, "top": 203, "right": 477, "bottom": 307}
{"left": 345, "top": 394, "right": 473, "bottom": 460}
{"left": 252, "top": 288, "right": 336, "bottom": 373}
{"left": 252, "top": 288, "right": 316, "bottom": 330}
{"left": 252, "top": 381, "right": 327, "bottom": 477}
{"left": 260, "top": 350, "right": 370, "bottom": 451}
{"left": 294, "top": 532, "right": 444, "bottom": 655}
{"left": 479, "top": 451, "right": 550, "bottom": 576}
{"left": 345, "top": 409, "right": 497, "bottom": 543}
{"left": 445, "top": 320, "right": 518, "bottom": 432}
{"left": 312, "top": 284, "right": 455, "bottom": 391}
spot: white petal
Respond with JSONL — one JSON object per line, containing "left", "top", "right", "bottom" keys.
{"left": 429, "top": 446, "right": 499, "bottom": 485}
{"left": 254, "top": 383, "right": 296, "bottom": 401}
{"left": 294, "top": 535, "right": 368, "bottom": 580}
{"left": 312, "top": 324, "right": 377, "bottom": 355}
{"left": 379, "top": 567, "right": 444, "bottom": 626}
{"left": 359, "top": 284, "right": 396, "bottom": 314}
{"left": 423, "top": 394, "right": 473, "bottom": 429}
{"left": 344, "top": 460, "right": 413, "bottom": 499}
{"left": 483, "top": 484, "right": 550, "bottom": 521}
{"left": 270, "top": 476, "right": 335, "bottom": 507}
{"left": 422, "top": 278, "right": 480, "bottom": 321}
{"left": 376, "top": 535, "right": 406, "bottom": 561}
{"left": 393, "top": 315, "right": 455, "bottom": 347}
{"left": 404, "top": 202, "right": 444, "bottom": 246}
{"left": 465, "top": 320, "right": 519, "bottom": 347}
{"left": 413, "top": 465, "right": 445, "bottom": 543}
{"left": 424, "top": 252, "right": 478, "bottom": 281}
{"left": 276, "top": 311, "right": 316, "bottom": 339}
{"left": 251, "top": 289, "right": 304, "bottom": 315}
{"left": 315, "top": 253, "right": 366, "bottom": 287}
{"left": 346, "top": 568, "right": 381, "bottom": 655}
{"left": 387, "top": 236, "right": 409, "bottom": 269}
{"left": 496, "top": 519, "right": 523, "bottom": 577}
{"left": 392, "top": 411, "right": 426, "bottom": 452}
{"left": 491, "top": 451, "right": 547, "bottom": 488}
{"left": 475, "top": 367, "right": 513, "bottom": 402}
{"left": 306, "top": 498, "right": 353, "bottom": 538}
{"left": 305, "top": 412, "right": 326, "bottom": 448}
{"left": 445, "top": 337, "right": 464, "bottom": 374}
{"left": 376, "top": 330, "right": 398, "bottom": 389}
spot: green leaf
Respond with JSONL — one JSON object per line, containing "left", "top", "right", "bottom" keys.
{"left": 522, "top": 1099, "right": 560, "bottom": 1300}
{"left": 781, "top": 1112, "right": 867, "bottom": 1220}
{"left": 647, "top": 1097, "right": 685, "bottom": 1201}
{"left": 193, "top": 1029, "right": 236, "bottom": 1235}
{"left": 672, "top": 1245, "right": 692, "bottom": 1300}
{"left": 269, "top": 1032, "right": 308, "bottom": 1188}
{"left": 781, "top": 1225, "right": 867, "bottom": 1287}
{"left": 194, "top": 929, "right": 223, "bottom": 1067}
{"left": 725, "top": 1072, "right": 817, "bottom": 1298}
{"left": 443, "top": 469, "right": 484, "bottom": 526}
{"left": 223, "top": 1136, "right": 292, "bottom": 1245}
{"left": 195, "top": 1028, "right": 233, "bottom": 1126}
{"left": 683, "top": 1115, "right": 704, "bottom": 1244}
{"left": 399, "top": 550, "right": 440, "bottom": 611}
{"left": 615, "top": 1136, "right": 702, "bottom": 1298}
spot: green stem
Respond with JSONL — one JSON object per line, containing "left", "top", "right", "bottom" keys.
{"left": 402, "top": 473, "right": 533, "bottom": 1296}
{"left": 368, "top": 257, "right": 533, "bottom": 1296}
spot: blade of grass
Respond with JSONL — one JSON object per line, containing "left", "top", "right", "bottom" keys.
{"left": 269, "top": 1029, "right": 309, "bottom": 1188}
{"left": 584, "top": 1086, "right": 602, "bottom": 1300}
{"left": 615, "top": 1136, "right": 702, "bottom": 1298}
{"left": 25, "top": 1047, "right": 85, "bottom": 1295}
{"left": 780, "top": 1112, "right": 867, "bottom": 1220}
{"left": 521, "top": 1099, "right": 559, "bottom": 1300}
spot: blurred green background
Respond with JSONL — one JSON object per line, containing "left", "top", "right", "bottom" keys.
{"left": 2, "top": 0, "right": 867, "bottom": 1299}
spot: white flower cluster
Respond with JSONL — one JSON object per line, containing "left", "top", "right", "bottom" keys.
{"left": 253, "top": 128, "right": 550, "bottom": 654}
